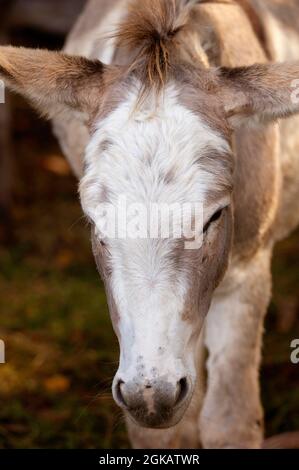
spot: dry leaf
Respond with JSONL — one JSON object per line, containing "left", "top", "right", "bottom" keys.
{"left": 54, "top": 250, "right": 73, "bottom": 269}
{"left": 43, "top": 375, "right": 70, "bottom": 393}
{"left": 42, "top": 155, "right": 70, "bottom": 176}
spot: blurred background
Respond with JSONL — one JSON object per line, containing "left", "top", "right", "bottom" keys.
{"left": 0, "top": 0, "right": 298, "bottom": 450}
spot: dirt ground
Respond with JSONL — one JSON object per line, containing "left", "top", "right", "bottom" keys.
{"left": 0, "top": 28, "right": 299, "bottom": 450}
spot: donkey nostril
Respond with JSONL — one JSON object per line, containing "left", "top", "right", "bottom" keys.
{"left": 175, "top": 377, "right": 189, "bottom": 407}
{"left": 115, "top": 380, "right": 127, "bottom": 407}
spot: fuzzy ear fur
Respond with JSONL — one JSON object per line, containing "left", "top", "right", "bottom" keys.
{"left": 0, "top": 46, "right": 108, "bottom": 119}
{"left": 218, "top": 62, "right": 299, "bottom": 127}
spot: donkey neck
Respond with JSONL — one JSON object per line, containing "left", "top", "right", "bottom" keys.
{"left": 191, "top": 1, "right": 269, "bottom": 67}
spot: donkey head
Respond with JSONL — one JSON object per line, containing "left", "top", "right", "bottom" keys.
{"left": 1, "top": 17, "right": 299, "bottom": 427}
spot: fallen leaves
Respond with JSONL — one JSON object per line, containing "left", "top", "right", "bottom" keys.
{"left": 54, "top": 249, "right": 74, "bottom": 269}
{"left": 42, "top": 155, "right": 71, "bottom": 176}
{"left": 0, "top": 364, "right": 22, "bottom": 395}
{"left": 43, "top": 375, "right": 70, "bottom": 394}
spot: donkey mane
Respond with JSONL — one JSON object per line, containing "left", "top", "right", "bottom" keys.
{"left": 112, "top": 0, "right": 265, "bottom": 97}
{"left": 113, "top": 0, "right": 209, "bottom": 94}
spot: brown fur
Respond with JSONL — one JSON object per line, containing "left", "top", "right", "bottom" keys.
{"left": 113, "top": 0, "right": 198, "bottom": 96}
{"left": 111, "top": 0, "right": 271, "bottom": 93}
{"left": 237, "top": 0, "right": 272, "bottom": 58}
{"left": 262, "top": 0, "right": 299, "bottom": 34}
{"left": 0, "top": 46, "right": 107, "bottom": 118}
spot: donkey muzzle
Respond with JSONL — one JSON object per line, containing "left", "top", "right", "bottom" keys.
{"left": 113, "top": 376, "right": 190, "bottom": 428}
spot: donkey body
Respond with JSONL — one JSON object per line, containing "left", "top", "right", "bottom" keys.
{"left": 1, "top": 0, "right": 299, "bottom": 448}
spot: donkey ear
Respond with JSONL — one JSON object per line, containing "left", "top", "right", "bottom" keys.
{"left": 218, "top": 63, "right": 299, "bottom": 128}
{"left": 0, "top": 46, "right": 107, "bottom": 119}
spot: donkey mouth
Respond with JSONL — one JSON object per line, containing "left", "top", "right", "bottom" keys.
{"left": 126, "top": 402, "right": 191, "bottom": 429}
{"left": 119, "top": 379, "right": 193, "bottom": 429}
{"left": 113, "top": 373, "right": 194, "bottom": 428}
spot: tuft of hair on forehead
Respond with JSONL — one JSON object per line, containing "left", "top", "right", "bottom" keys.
{"left": 114, "top": 0, "right": 194, "bottom": 97}
{"left": 112, "top": 0, "right": 235, "bottom": 100}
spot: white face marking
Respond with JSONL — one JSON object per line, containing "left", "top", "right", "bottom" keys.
{"left": 80, "top": 82, "right": 231, "bottom": 422}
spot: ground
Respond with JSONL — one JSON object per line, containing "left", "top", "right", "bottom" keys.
{"left": 0, "top": 53, "right": 298, "bottom": 450}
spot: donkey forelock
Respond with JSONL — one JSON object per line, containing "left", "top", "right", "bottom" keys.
{"left": 111, "top": 0, "right": 217, "bottom": 98}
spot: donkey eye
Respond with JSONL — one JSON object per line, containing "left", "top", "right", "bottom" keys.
{"left": 203, "top": 208, "right": 223, "bottom": 233}
{"left": 100, "top": 240, "right": 106, "bottom": 247}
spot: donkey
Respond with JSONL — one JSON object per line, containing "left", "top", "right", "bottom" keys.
{"left": 1, "top": 0, "right": 299, "bottom": 449}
